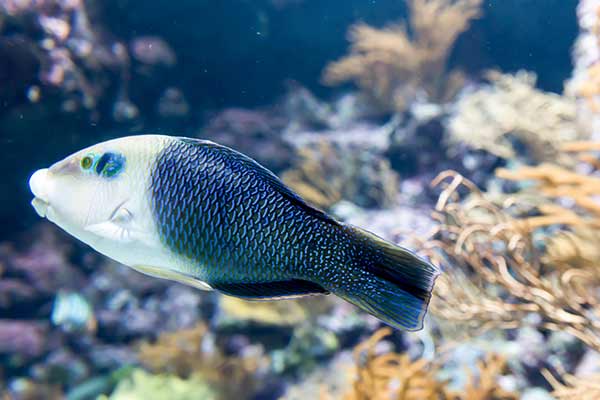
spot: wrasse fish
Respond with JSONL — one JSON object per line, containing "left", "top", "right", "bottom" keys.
{"left": 29, "top": 135, "right": 439, "bottom": 330}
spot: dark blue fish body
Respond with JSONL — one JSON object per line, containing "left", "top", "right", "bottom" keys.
{"left": 150, "top": 138, "right": 439, "bottom": 330}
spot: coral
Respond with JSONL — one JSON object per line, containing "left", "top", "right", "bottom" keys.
{"left": 0, "top": 320, "right": 48, "bottom": 360}
{"left": 341, "top": 328, "right": 445, "bottom": 399}
{"left": 282, "top": 141, "right": 399, "bottom": 209}
{"left": 544, "top": 370, "right": 600, "bottom": 400}
{"left": 219, "top": 296, "right": 332, "bottom": 327}
{"left": 495, "top": 159, "right": 600, "bottom": 280}
{"left": 575, "top": 63, "right": 600, "bottom": 113}
{"left": 323, "top": 0, "right": 482, "bottom": 112}
{"left": 322, "top": 328, "right": 517, "bottom": 400}
{"left": 0, "top": 224, "right": 85, "bottom": 302}
{"left": 0, "top": 223, "right": 212, "bottom": 394}
{"left": 137, "top": 323, "right": 267, "bottom": 400}
{"left": 0, "top": 0, "right": 133, "bottom": 119}
{"left": 447, "top": 71, "right": 582, "bottom": 162}
{"left": 425, "top": 165, "right": 600, "bottom": 351}
{"left": 451, "top": 354, "right": 517, "bottom": 400}
{"left": 281, "top": 352, "right": 354, "bottom": 400}
{"left": 101, "top": 369, "right": 217, "bottom": 400}
{"left": 201, "top": 108, "right": 292, "bottom": 172}
{"left": 271, "top": 325, "right": 339, "bottom": 374}
{"left": 566, "top": 0, "right": 600, "bottom": 137}
{"left": 0, "top": 0, "right": 178, "bottom": 121}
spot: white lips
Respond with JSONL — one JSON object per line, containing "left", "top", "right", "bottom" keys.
{"left": 29, "top": 168, "right": 50, "bottom": 218}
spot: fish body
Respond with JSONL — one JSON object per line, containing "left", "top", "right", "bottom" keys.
{"left": 29, "top": 135, "right": 439, "bottom": 330}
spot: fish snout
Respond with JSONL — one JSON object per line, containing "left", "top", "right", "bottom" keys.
{"left": 29, "top": 168, "right": 50, "bottom": 218}
{"left": 29, "top": 168, "right": 50, "bottom": 200}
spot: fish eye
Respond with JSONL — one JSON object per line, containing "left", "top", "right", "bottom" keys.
{"left": 80, "top": 154, "right": 94, "bottom": 170}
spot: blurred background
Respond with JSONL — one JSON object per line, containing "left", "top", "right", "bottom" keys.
{"left": 3, "top": 0, "right": 600, "bottom": 399}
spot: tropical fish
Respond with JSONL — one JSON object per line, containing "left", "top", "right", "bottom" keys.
{"left": 51, "top": 290, "right": 96, "bottom": 333}
{"left": 29, "top": 135, "right": 439, "bottom": 331}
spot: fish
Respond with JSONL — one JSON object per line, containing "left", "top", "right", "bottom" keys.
{"left": 51, "top": 290, "right": 96, "bottom": 333}
{"left": 28, "top": 135, "right": 440, "bottom": 331}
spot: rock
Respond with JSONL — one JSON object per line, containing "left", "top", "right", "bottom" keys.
{"left": 88, "top": 345, "right": 138, "bottom": 370}
{"left": 30, "top": 348, "right": 90, "bottom": 386}
{"left": 201, "top": 108, "right": 292, "bottom": 172}
{"left": 0, "top": 320, "right": 48, "bottom": 360}
{"left": 155, "top": 285, "right": 203, "bottom": 332}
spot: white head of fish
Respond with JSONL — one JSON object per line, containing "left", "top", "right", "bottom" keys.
{"left": 28, "top": 135, "right": 170, "bottom": 268}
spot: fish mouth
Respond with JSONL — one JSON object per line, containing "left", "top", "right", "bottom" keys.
{"left": 29, "top": 169, "right": 50, "bottom": 218}
{"left": 31, "top": 197, "right": 49, "bottom": 218}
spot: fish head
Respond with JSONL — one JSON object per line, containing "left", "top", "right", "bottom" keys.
{"left": 28, "top": 135, "right": 165, "bottom": 263}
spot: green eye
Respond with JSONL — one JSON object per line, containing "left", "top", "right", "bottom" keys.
{"left": 81, "top": 155, "right": 94, "bottom": 170}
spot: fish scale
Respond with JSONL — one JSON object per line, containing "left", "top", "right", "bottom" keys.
{"left": 150, "top": 138, "right": 334, "bottom": 285}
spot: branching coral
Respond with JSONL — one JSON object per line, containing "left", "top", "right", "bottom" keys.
{"left": 323, "top": 0, "right": 482, "bottom": 112}
{"left": 495, "top": 160, "right": 600, "bottom": 280}
{"left": 282, "top": 141, "right": 399, "bottom": 209}
{"left": 453, "top": 353, "right": 517, "bottom": 400}
{"left": 341, "top": 328, "right": 446, "bottom": 400}
{"left": 447, "top": 71, "right": 582, "bottom": 162}
{"left": 325, "top": 328, "right": 516, "bottom": 400}
{"left": 543, "top": 370, "right": 600, "bottom": 400}
{"left": 566, "top": 0, "right": 600, "bottom": 137}
{"left": 424, "top": 165, "right": 600, "bottom": 351}
{"left": 137, "top": 323, "right": 268, "bottom": 400}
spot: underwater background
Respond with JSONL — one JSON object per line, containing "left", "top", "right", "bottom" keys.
{"left": 2, "top": 0, "right": 600, "bottom": 398}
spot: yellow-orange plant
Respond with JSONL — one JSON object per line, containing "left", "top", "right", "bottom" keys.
{"left": 543, "top": 370, "right": 600, "bottom": 400}
{"left": 137, "top": 323, "right": 267, "bottom": 400}
{"left": 344, "top": 328, "right": 445, "bottom": 400}
{"left": 423, "top": 162, "right": 600, "bottom": 350}
{"left": 324, "top": 328, "right": 516, "bottom": 400}
{"left": 323, "top": 0, "right": 482, "bottom": 112}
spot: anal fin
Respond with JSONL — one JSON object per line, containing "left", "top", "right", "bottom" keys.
{"left": 131, "top": 265, "right": 213, "bottom": 291}
{"left": 212, "top": 279, "right": 329, "bottom": 300}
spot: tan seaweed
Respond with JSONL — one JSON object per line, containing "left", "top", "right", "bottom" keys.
{"left": 425, "top": 165, "right": 600, "bottom": 351}
{"left": 344, "top": 328, "right": 445, "bottom": 400}
{"left": 447, "top": 71, "right": 581, "bottom": 162}
{"left": 543, "top": 369, "right": 600, "bottom": 400}
{"left": 323, "top": 0, "right": 482, "bottom": 112}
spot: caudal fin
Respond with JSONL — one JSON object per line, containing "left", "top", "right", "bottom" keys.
{"left": 337, "top": 226, "right": 440, "bottom": 331}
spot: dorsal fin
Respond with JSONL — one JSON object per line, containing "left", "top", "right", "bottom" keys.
{"left": 179, "top": 137, "right": 340, "bottom": 226}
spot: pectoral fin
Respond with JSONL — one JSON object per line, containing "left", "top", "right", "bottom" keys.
{"left": 85, "top": 220, "right": 132, "bottom": 242}
{"left": 131, "top": 264, "right": 213, "bottom": 291}
{"left": 85, "top": 207, "right": 154, "bottom": 246}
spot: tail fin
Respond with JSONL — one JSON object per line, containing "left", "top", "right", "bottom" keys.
{"left": 337, "top": 226, "right": 440, "bottom": 331}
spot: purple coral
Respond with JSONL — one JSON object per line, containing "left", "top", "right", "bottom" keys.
{"left": 0, "top": 320, "right": 48, "bottom": 359}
